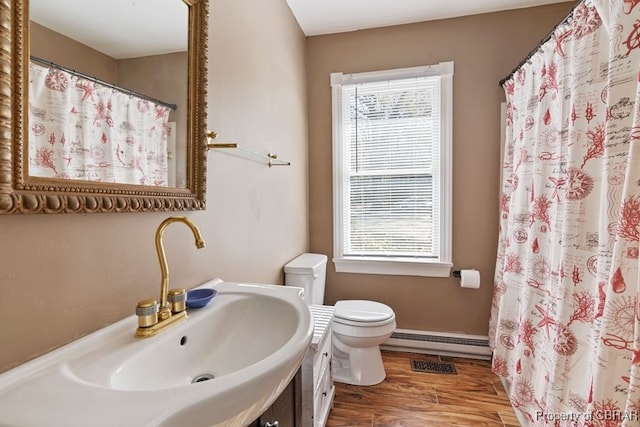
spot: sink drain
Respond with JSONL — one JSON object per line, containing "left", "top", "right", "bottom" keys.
{"left": 191, "top": 373, "right": 215, "bottom": 384}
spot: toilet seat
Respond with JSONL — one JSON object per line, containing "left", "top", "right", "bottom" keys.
{"left": 334, "top": 300, "right": 394, "bottom": 326}
{"left": 332, "top": 299, "right": 396, "bottom": 385}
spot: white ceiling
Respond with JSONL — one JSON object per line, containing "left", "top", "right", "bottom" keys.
{"left": 285, "top": 0, "right": 573, "bottom": 36}
{"left": 29, "top": 0, "right": 573, "bottom": 59}
{"left": 29, "top": 0, "right": 188, "bottom": 59}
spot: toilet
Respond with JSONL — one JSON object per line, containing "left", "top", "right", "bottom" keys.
{"left": 284, "top": 253, "right": 396, "bottom": 386}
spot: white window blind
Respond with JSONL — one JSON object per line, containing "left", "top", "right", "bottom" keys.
{"left": 331, "top": 63, "right": 453, "bottom": 277}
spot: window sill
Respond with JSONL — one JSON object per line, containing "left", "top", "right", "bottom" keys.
{"left": 333, "top": 257, "right": 453, "bottom": 278}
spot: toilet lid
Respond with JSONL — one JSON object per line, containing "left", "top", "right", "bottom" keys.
{"left": 334, "top": 300, "right": 394, "bottom": 322}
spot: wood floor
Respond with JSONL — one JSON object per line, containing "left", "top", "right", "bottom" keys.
{"left": 326, "top": 350, "right": 520, "bottom": 427}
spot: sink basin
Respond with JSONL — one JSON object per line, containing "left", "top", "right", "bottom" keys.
{"left": 0, "top": 280, "right": 313, "bottom": 427}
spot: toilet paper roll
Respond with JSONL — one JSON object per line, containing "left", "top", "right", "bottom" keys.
{"left": 460, "top": 269, "right": 481, "bottom": 289}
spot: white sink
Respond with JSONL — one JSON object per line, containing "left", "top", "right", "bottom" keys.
{"left": 0, "top": 280, "right": 313, "bottom": 427}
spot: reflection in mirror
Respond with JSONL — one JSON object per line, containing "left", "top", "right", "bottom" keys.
{"left": 29, "top": 0, "right": 188, "bottom": 188}
{"left": 0, "top": 0, "right": 209, "bottom": 214}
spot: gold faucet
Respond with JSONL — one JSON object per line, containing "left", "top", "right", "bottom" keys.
{"left": 135, "top": 216, "right": 206, "bottom": 338}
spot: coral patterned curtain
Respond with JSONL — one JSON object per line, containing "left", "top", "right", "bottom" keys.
{"left": 28, "top": 62, "right": 171, "bottom": 186}
{"left": 490, "top": 0, "right": 640, "bottom": 425}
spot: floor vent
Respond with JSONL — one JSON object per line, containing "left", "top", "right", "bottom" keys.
{"left": 410, "top": 359, "right": 457, "bottom": 375}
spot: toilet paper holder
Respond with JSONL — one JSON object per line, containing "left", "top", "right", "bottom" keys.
{"left": 451, "top": 269, "right": 478, "bottom": 278}
{"left": 451, "top": 269, "right": 481, "bottom": 289}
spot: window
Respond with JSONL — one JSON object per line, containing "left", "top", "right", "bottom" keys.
{"left": 331, "top": 62, "right": 453, "bottom": 277}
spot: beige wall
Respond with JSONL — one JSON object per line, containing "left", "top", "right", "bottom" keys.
{"left": 0, "top": 0, "right": 308, "bottom": 373}
{"left": 2, "top": 0, "right": 575, "bottom": 373}
{"left": 30, "top": 21, "right": 118, "bottom": 82}
{"left": 307, "top": 2, "right": 576, "bottom": 335}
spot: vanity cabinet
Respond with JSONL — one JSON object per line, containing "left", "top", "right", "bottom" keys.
{"left": 249, "top": 305, "right": 335, "bottom": 427}
{"left": 250, "top": 371, "right": 301, "bottom": 427}
{"left": 301, "top": 305, "right": 335, "bottom": 427}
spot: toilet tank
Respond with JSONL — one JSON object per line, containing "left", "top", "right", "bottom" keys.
{"left": 284, "top": 253, "right": 327, "bottom": 306}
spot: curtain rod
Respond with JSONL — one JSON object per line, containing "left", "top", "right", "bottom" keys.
{"left": 29, "top": 55, "right": 177, "bottom": 111}
{"left": 498, "top": 1, "right": 581, "bottom": 87}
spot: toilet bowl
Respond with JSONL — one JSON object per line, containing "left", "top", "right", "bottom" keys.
{"left": 332, "top": 300, "right": 396, "bottom": 386}
{"left": 283, "top": 253, "right": 397, "bottom": 387}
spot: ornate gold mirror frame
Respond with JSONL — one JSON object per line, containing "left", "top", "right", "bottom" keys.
{"left": 0, "top": 0, "right": 209, "bottom": 214}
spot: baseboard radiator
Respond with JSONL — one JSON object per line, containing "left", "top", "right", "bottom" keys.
{"left": 381, "top": 328, "right": 492, "bottom": 360}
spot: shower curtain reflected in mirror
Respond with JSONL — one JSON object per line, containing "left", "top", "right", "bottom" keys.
{"left": 28, "top": 61, "right": 171, "bottom": 186}
{"left": 490, "top": 0, "right": 640, "bottom": 424}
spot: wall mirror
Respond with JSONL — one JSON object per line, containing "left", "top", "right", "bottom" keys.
{"left": 0, "top": 0, "right": 209, "bottom": 214}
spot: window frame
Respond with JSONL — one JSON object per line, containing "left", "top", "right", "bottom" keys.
{"left": 330, "top": 62, "right": 454, "bottom": 277}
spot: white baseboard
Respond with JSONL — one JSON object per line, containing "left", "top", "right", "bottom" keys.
{"left": 381, "top": 328, "right": 492, "bottom": 360}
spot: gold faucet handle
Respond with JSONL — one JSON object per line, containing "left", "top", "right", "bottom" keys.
{"left": 136, "top": 299, "right": 159, "bottom": 328}
{"left": 168, "top": 288, "right": 187, "bottom": 314}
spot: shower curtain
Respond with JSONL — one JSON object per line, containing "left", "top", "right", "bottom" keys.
{"left": 28, "top": 62, "right": 171, "bottom": 186}
{"left": 490, "top": 0, "right": 640, "bottom": 425}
